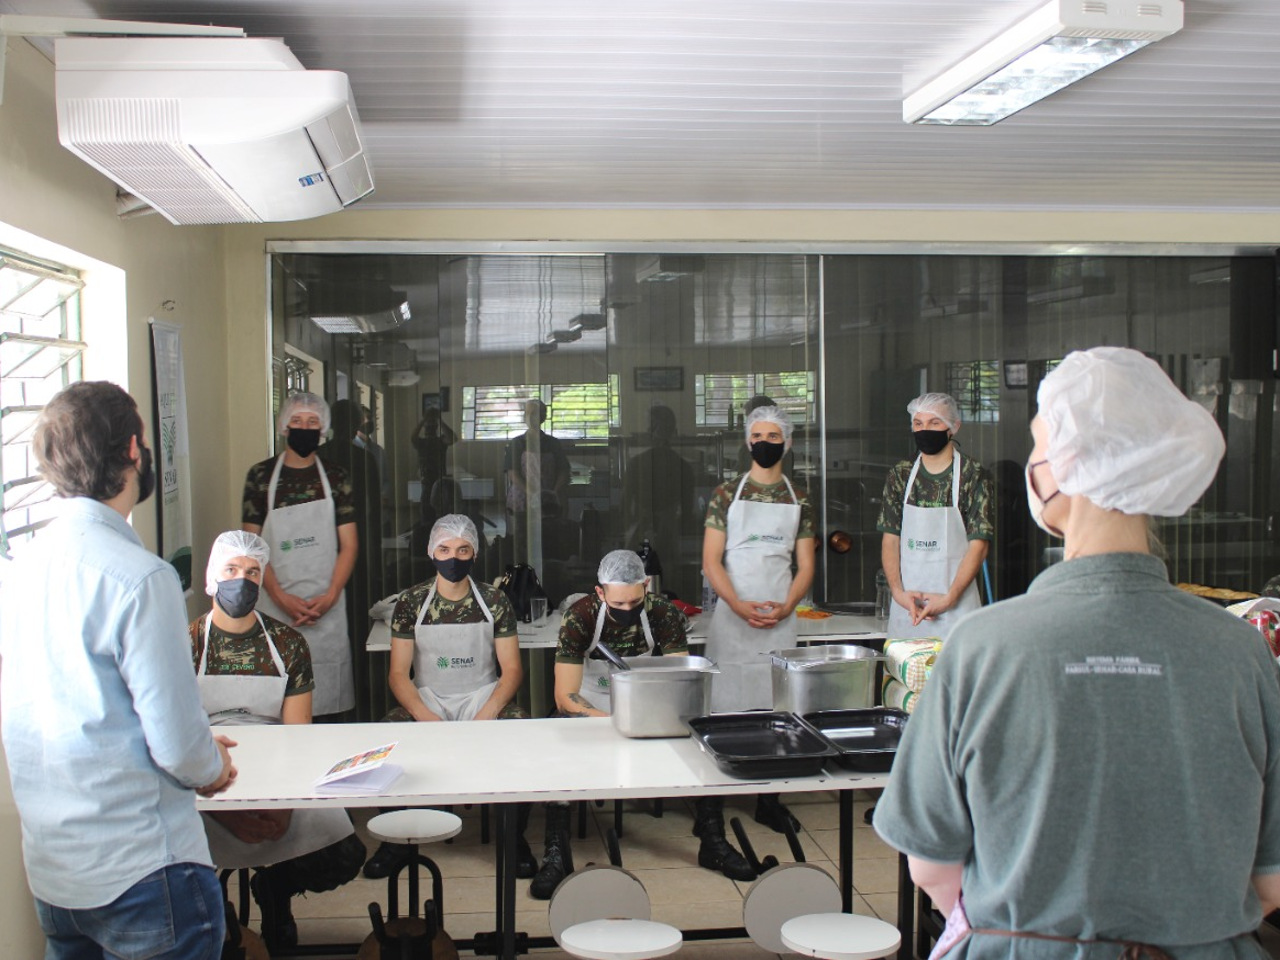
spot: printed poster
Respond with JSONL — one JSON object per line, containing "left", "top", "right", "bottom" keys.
{"left": 149, "top": 319, "right": 193, "bottom": 592}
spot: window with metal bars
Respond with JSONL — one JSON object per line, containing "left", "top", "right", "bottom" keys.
{"left": 462, "top": 377, "right": 620, "bottom": 441}
{"left": 945, "top": 360, "right": 1000, "bottom": 424}
{"left": 694, "top": 371, "right": 815, "bottom": 429}
{"left": 1, "top": 249, "right": 87, "bottom": 558}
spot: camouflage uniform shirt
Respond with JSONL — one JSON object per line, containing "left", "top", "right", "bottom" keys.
{"left": 876, "top": 452, "right": 995, "bottom": 541}
{"left": 241, "top": 456, "right": 357, "bottom": 528}
{"left": 555, "top": 593, "right": 689, "bottom": 663}
{"left": 390, "top": 579, "right": 519, "bottom": 640}
{"left": 189, "top": 611, "right": 315, "bottom": 696}
{"left": 704, "top": 474, "right": 817, "bottom": 540}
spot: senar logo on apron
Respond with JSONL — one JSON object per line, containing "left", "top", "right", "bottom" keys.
{"left": 255, "top": 455, "right": 354, "bottom": 716}
{"left": 196, "top": 613, "right": 354, "bottom": 868}
{"left": 887, "top": 450, "right": 982, "bottom": 642}
{"left": 411, "top": 580, "right": 502, "bottom": 722}
{"left": 581, "top": 599, "right": 655, "bottom": 715}
{"left": 706, "top": 474, "right": 802, "bottom": 713}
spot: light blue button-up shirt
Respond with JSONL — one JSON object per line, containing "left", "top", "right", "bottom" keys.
{"left": 0, "top": 497, "right": 224, "bottom": 908}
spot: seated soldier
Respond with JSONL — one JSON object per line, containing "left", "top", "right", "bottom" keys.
{"left": 528, "top": 550, "right": 754, "bottom": 901}
{"left": 364, "top": 514, "right": 535, "bottom": 880}
{"left": 190, "top": 531, "right": 365, "bottom": 951}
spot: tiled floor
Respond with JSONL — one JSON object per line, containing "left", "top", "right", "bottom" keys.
{"left": 227, "top": 789, "right": 894, "bottom": 958}
{"left": 227, "top": 794, "right": 1280, "bottom": 959}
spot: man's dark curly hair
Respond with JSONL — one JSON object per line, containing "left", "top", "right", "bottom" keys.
{"left": 33, "top": 381, "right": 143, "bottom": 501}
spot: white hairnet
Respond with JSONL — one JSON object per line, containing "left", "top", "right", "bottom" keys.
{"left": 1037, "top": 346, "right": 1225, "bottom": 517}
{"left": 429, "top": 514, "right": 479, "bottom": 556}
{"left": 276, "top": 392, "right": 331, "bottom": 435}
{"left": 907, "top": 393, "right": 961, "bottom": 432}
{"left": 205, "top": 530, "right": 270, "bottom": 596}
{"left": 744, "top": 404, "right": 794, "bottom": 442}
{"left": 598, "top": 549, "right": 647, "bottom": 585}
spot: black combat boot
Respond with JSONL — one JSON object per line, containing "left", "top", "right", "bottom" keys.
{"left": 692, "top": 797, "right": 756, "bottom": 881}
{"left": 529, "top": 803, "right": 573, "bottom": 899}
{"left": 250, "top": 866, "right": 299, "bottom": 952}
{"left": 515, "top": 802, "right": 538, "bottom": 879}
{"left": 362, "top": 840, "right": 413, "bottom": 880}
{"left": 754, "top": 793, "right": 801, "bottom": 834}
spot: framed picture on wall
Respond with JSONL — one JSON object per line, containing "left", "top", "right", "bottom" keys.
{"left": 634, "top": 366, "right": 684, "bottom": 392}
{"left": 421, "top": 388, "right": 451, "bottom": 414}
{"left": 1003, "top": 362, "right": 1029, "bottom": 389}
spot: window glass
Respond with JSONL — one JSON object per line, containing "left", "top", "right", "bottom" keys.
{"left": 269, "top": 249, "right": 1277, "bottom": 719}
{"left": 0, "top": 250, "right": 85, "bottom": 558}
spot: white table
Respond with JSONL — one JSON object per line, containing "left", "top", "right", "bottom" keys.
{"left": 199, "top": 719, "right": 893, "bottom": 959}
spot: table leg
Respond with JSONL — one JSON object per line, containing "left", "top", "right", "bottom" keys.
{"left": 498, "top": 803, "right": 518, "bottom": 960}
{"left": 897, "top": 852, "right": 915, "bottom": 960}
{"left": 839, "top": 789, "right": 854, "bottom": 912}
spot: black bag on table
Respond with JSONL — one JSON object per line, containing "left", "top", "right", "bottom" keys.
{"left": 494, "top": 563, "right": 548, "bottom": 622}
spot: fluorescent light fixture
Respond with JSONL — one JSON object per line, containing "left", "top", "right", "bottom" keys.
{"left": 569, "top": 312, "right": 607, "bottom": 331}
{"left": 309, "top": 298, "right": 410, "bottom": 335}
{"left": 310, "top": 316, "right": 364, "bottom": 334}
{"left": 904, "top": 0, "right": 1183, "bottom": 125}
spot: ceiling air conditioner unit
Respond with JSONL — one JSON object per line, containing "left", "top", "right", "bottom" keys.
{"left": 54, "top": 36, "right": 374, "bottom": 225}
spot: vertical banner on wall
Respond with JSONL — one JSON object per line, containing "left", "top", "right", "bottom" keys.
{"left": 149, "top": 318, "right": 193, "bottom": 593}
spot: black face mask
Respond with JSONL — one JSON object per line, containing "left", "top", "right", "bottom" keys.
{"left": 913, "top": 429, "right": 951, "bottom": 456}
{"left": 750, "top": 440, "right": 786, "bottom": 469}
{"left": 215, "top": 578, "right": 260, "bottom": 619}
{"left": 136, "top": 441, "right": 156, "bottom": 504}
{"left": 606, "top": 602, "right": 644, "bottom": 627}
{"left": 286, "top": 428, "right": 321, "bottom": 458}
{"left": 433, "top": 556, "right": 475, "bottom": 583}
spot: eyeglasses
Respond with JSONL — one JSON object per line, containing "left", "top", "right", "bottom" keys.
{"left": 1027, "top": 459, "right": 1060, "bottom": 506}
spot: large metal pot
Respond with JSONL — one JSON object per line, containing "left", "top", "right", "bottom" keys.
{"left": 611, "top": 656, "right": 717, "bottom": 738}
{"left": 770, "top": 645, "right": 882, "bottom": 714}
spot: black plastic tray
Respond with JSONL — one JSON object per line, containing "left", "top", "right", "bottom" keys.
{"left": 802, "top": 708, "right": 908, "bottom": 772}
{"left": 687, "top": 712, "right": 837, "bottom": 779}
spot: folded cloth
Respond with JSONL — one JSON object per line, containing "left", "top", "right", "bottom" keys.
{"left": 882, "top": 677, "right": 918, "bottom": 715}
{"left": 368, "top": 593, "right": 403, "bottom": 625}
{"left": 884, "top": 638, "right": 942, "bottom": 693}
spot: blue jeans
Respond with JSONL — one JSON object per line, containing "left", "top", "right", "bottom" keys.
{"left": 35, "top": 863, "right": 224, "bottom": 960}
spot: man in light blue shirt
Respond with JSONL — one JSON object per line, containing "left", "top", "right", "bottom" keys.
{"left": 0, "top": 381, "right": 237, "bottom": 960}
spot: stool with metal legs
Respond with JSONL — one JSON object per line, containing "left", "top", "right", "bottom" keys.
{"left": 550, "top": 829, "right": 681, "bottom": 960}
{"left": 360, "top": 809, "right": 462, "bottom": 960}
{"left": 779, "top": 913, "right": 901, "bottom": 960}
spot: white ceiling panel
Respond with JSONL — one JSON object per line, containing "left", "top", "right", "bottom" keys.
{"left": 5, "top": 0, "right": 1280, "bottom": 210}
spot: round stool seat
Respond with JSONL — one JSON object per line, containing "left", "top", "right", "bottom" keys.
{"left": 366, "top": 809, "right": 462, "bottom": 845}
{"left": 559, "top": 919, "right": 682, "bottom": 960}
{"left": 780, "top": 913, "right": 901, "bottom": 960}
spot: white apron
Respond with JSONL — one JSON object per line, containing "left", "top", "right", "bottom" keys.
{"left": 256, "top": 455, "right": 354, "bottom": 715}
{"left": 197, "top": 613, "right": 353, "bottom": 869}
{"left": 706, "top": 475, "right": 801, "bottom": 712}
{"left": 410, "top": 580, "right": 500, "bottom": 722}
{"left": 887, "top": 451, "right": 983, "bottom": 641}
{"left": 581, "top": 601, "right": 655, "bottom": 715}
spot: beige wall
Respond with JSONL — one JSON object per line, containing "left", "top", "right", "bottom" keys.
{"left": 0, "top": 36, "right": 230, "bottom": 952}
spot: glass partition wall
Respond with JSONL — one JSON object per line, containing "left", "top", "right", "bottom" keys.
{"left": 270, "top": 250, "right": 1280, "bottom": 718}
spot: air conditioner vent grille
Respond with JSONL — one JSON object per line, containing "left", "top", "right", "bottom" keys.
{"left": 59, "top": 98, "right": 259, "bottom": 224}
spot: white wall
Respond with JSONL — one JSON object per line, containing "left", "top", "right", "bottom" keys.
{"left": 0, "top": 36, "right": 231, "bottom": 953}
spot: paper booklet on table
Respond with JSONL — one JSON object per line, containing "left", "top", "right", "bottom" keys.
{"left": 314, "top": 741, "right": 403, "bottom": 795}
